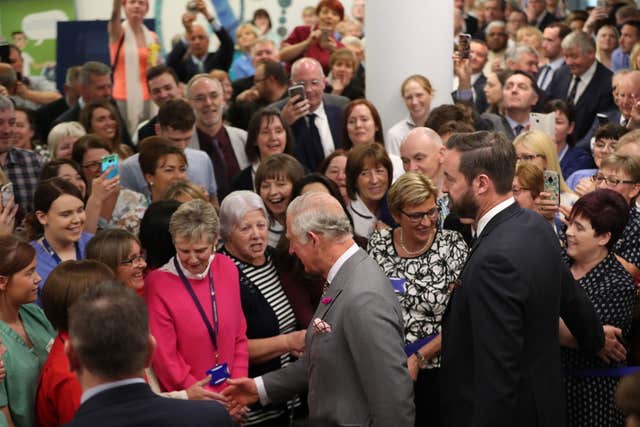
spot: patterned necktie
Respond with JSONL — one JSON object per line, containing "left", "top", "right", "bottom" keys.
{"left": 514, "top": 124, "right": 524, "bottom": 136}
{"left": 537, "top": 65, "right": 551, "bottom": 90}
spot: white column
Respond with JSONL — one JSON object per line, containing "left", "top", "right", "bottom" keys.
{"left": 366, "top": 1, "right": 454, "bottom": 132}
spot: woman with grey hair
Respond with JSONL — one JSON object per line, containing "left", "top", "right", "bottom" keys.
{"left": 367, "top": 172, "right": 468, "bottom": 427}
{"left": 144, "top": 199, "right": 249, "bottom": 423}
{"left": 218, "top": 190, "right": 305, "bottom": 425}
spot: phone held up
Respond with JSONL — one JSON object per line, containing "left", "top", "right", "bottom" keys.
{"left": 288, "top": 84, "right": 306, "bottom": 103}
{"left": 544, "top": 170, "right": 560, "bottom": 207}
{"left": 458, "top": 33, "right": 471, "bottom": 59}
{"left": 101, "top": 154, "right": 119, "bottom": 180}
{"left": 1, "top": 182, "right": 13, "bottom": 207}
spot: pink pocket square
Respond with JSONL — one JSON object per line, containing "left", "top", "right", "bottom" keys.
{"left": 312, "top": 317, "right": 332, "bottom": 334}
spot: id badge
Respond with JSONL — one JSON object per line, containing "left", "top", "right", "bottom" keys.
{"left": 207, "top": 363, "right": 231, "bottom": 386}
{"left": 389, "top": 277, "right": 407, "bottom": 294}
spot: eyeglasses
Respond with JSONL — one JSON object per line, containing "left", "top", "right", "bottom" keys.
{"left": 516, "top": 154, "right": 546, "bottom": 162}
{"left": 400, "top": 207, "right": 439, "bottom": 223}
{"left": 292, "top": 79, "right": 323, "bottom": 88}
{"left": 592, "top": 174, "right": 637, "bottom": 187}
{"left": 594, "top": 140, "right": 617, "bottom": 151}
{"left": 82, "top": 161, "right": 102, "bottom": 171}
{"left": 120, "top": 252, "right": 147, "bottom": 266}
{"left": 512, "top": 186, "right": 530, "bottom": 196}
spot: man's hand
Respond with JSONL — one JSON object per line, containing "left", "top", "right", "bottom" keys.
{"left": 453, "top": 51, "right": 472, "bottom": 90}
{"left": 598, "top": 325, "right": 627, "bottom": 364}
{"left": 281, "top": 95, "right": 310, "bottom": 125}
{"left": 222, "top": 377, "right": 259, "bottom": 406}
{"left": 236, "top": 87, "right": 260, "bottom": 103}
{"left": 182, "top": 12, "right": 196, "bottom": 33}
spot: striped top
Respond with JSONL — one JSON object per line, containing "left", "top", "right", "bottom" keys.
{"left": 227, "top": 251, "right": 299, "bottom": 425}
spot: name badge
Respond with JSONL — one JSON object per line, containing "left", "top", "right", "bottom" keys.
{"left": 207, "top": 363, "right": 231, "bottom": 386}
{"left": 389, "top": 277, "right": 407, "bottom": 294}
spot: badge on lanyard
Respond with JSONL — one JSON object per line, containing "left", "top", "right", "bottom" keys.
{"left": 389, "top": 277, "right": 407, "bottom": 294}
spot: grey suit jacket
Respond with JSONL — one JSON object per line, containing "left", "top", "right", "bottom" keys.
{"left": 262, "top": 248, "right": 415, "bottom": 427}
{"left": 187, "top": 125, "right": 249, "bottom": 170}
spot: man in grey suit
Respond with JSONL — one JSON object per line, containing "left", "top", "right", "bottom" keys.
{"left": 186, "top": 74, "right": 248, "bottom": 199}
{"left": 224, "top": 192, "right": 415, "bottom": 426}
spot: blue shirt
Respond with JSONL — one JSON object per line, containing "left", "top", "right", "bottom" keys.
{"left": 612, "top": 48, "right": 630, "bottom": 72}
{"left": 119, "top": 148, "right": 217, "bottom": 199}
{"left": 32, "top": 232, "right": 93, "bottom": 305}
{"left": 229, "top": 51, "right": 255, "bottom": 81}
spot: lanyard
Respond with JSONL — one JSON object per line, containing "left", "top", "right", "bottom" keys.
{"left": 173, "top": 258, "right": 220, "bottom": 364}
{"left": 41, "top": 238, "right": 81, "bottom": 265}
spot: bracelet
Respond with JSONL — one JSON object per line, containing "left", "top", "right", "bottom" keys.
{"left": 413, "top": 351, "right": 428, "bottom": 369}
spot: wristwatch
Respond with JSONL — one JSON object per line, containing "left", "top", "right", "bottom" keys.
{"left": 413, "top": 351, "right": 428, "bottom": 369}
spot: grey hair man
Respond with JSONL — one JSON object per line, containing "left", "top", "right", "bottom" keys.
{"left": 186, "top": 74, "right": 248, "bottom": 199}
{"left": 547, "top": 30, "right": 616, "bottom": 148}
{"left": 224, "top": 191, "right": 415, "bottom": 426}
{"left": 64, "top": 281, "right": 233, "bottom": 427}
{"left": 505, "top": 44, "right": 540, "bottom": 75}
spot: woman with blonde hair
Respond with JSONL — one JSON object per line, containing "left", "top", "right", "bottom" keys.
{"left": 47, "top": 122, "right": 86, "bottom": 160}
{"left": 513, "top": 130, "right": 577, "bottom": 206}
{"left": 229, "top": 23, "right": 261, "bottom": 81}
{"left": 386, "top": 74, "right": 434, "bottom": 156}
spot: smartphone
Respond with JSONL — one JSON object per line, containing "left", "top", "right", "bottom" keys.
{"left": 458, "top": 33, "right": 472, "bottom": 59}
{"left": 544, "top": 170, "right": 560, "bottom": 207}
{"left": 530, "top": 112, "right": 556, "bottom": 138}
{"left": 1, "top": 183, "right": 13, "bottom": 207}
{"left": 596, "top": 113, "right": 609, "bottom": 126}
{"left": 320, "top": 29, "right": 331, "bottom": 44}
{"left": 186, "top": 0, "right": 198, "bottom": 12}
{"left": 101, "top": 154, "right": 119, "bottom": 180}
{"left": 597, "top": 0, "right": 607, "bottom": 8}
{"left": 288, "top": 84, "right": 306, "bottom": 103}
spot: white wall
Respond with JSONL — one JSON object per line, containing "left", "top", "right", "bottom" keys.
{"left": 366, "top": 1, "right": 454, "bottom": 133}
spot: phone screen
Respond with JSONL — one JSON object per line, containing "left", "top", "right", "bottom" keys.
{"left": 1, "top": 183, "right": 13, "bottom": 207}
{"left": 459, "top": 33, "right": 471, "bottom": 59}
{"left": 101, "top": 154, "right": 119, "bottom": 180}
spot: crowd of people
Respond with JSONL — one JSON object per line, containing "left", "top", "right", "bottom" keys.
{"left": 2, "top": 0, "right": 640, "bottom": 425}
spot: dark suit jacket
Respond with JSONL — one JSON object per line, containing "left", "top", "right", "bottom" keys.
{"left": 64, "top": 382, "right": 232, "bottom": 427}
{"left": 231, "top": 75, "right": 254, "bottom": 100}
{"left": 441, "top": 202, "right": 604, "bottom": 427}
{"left": 546, "top": 62, "right": 615, "bottom": 146}
{"left": 137, "top": 116, "right": 158, "bottom": 142}
{"left": 53, "top": 101, "right": 134, "bottom": 148}
{"left": 166, "top": 27, "right": 234, "bottom": 83}
{"left": 465, "top": 14, "right": 479, "bottom": 36}
{"left": 535, "top": 11, "right": 558, "bottom": 31}
{"left": 269, "top": 94, "right": 349, "bottom": 171}
{"left": 36, "top": 97, "right": 69, "bottom": 137}
{"left": 560, "top": 145, "right": 596, "bottom": 180}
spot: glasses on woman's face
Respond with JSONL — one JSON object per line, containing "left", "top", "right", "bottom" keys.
{"left": 512, "top": 186, "right": 530, "bottom": 196}
{"left": 120, "top": 251, "right": 147, "bottom": 266}
{"left": 516, "top": 154, "right": 546, "bottom": 162}
{"left": 82, "top": 161, "right": 102, "bottom": 171}
{"left": 594, "top": 139, "right": 617, "bottom": 152}
{"left": 592, "top": 173, "right": 637, "bottom": 187}
{"left": 400, "top": 206, "right": 439, "bottom": 224}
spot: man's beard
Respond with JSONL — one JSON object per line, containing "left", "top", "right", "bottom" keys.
{"left": 449, "top": 187, "right": 479, "bottom": 220}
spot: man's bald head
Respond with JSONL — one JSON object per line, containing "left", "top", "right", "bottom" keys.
{"left": 400, "top": 127, "right": 445, "bottom": 178}
{"left": 189, "top": 25, "right": 210, "bottom": 58}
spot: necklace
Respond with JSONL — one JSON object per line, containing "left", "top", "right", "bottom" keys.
{"left": 399, "top": 228, "right": 433, "bottom": 256}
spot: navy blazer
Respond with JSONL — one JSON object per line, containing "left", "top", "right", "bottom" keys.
{"left": 560, "top": 145, "right": 596, "bottom": 180}
{"left": 166, "top": 27, "right": 234, "bottom": 83}
{"left": 64, "top": 382, "right": 232, "bottom": 427}
{"left": 546, "top": 62, "right": 615, "bottom": 146}
{"left": 441, "top": 203, "right": 604, "bottom": 427}
{"left": 270, "top": 94, "right": 349, "bottom": 171}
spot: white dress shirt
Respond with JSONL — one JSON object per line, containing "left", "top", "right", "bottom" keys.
{"left": 476, "top": 197, "right": 515, "bottom": 237}
{"left": 311, "top": 102, "right": 335, "bottom": 157}
{"left": 570, "top": 60, "right": 597, "bottom": 104}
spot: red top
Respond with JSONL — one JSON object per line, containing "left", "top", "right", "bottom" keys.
{"left": 283, "top": 26, "right": 344, "bottom": 75}
{"left": 35, "top": 333, "right": 82, "bottom": 427}
{"left": 144, "top": 253, "right": 248, "bottom": 392}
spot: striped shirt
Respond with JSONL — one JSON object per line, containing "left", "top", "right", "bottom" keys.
{"left": 228, "top": 251, "right": 299, "bottom": 425}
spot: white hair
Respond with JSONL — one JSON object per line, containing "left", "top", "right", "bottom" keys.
{"left": 287, "top": 192, "right": 352, "bottom": 244}
{"left": 48, "top": 121, "right": 86, "bottom": 159}
{"left": 219, "top": 191, "right": 268, "bottom": 241}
